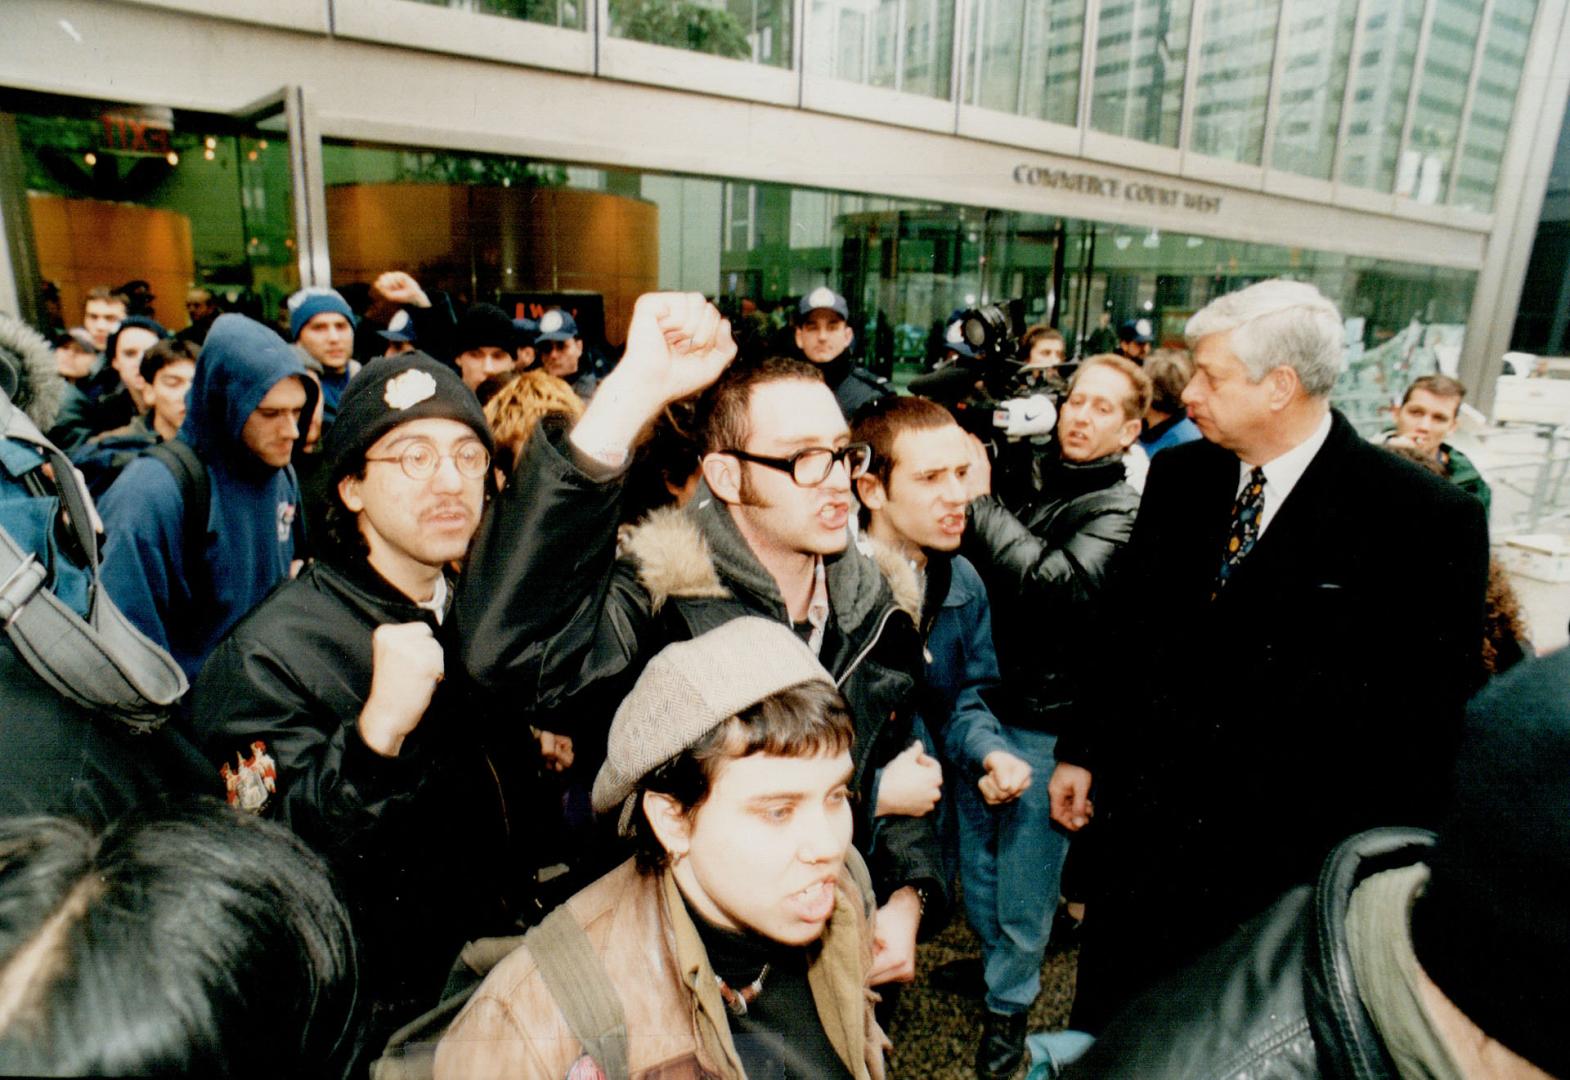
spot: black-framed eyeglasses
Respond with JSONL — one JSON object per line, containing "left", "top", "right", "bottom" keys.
{"left": 721, "top": 442, "right": 872, "bottom": 486}
{"left": 364, "top": 440, "right": 491, "bottom": 480}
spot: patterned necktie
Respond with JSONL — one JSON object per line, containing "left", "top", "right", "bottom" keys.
{"left": 1216, "top": 466, "right": 1266, "bottom": 594}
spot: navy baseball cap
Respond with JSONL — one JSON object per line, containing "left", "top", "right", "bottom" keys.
{"left": 376, "top": 309, "right": 418, "bottom": 344}
{"left": 798, "top": 287, "right": 850, "bottom": 323}
{"left": 513, "top": 317, "right": 538, "bottom": 349}
{"left": 1118, "top": 318, "right": 1154, "bottom": 344}
{"left": 536, "top": 309, "right": 578, "bottom": 343}
{"left": 943, "top": 316, "right": 978, "bottom": 360}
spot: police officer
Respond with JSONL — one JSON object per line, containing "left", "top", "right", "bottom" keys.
{"left": 794, "top": 286, "right": 891, "bottom": 419}
{"left": 1114, "top": 317, "right": 1154, "bottom": 365}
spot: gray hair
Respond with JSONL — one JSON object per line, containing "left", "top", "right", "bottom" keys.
{"left": 1184, "top": 279, "right": 1344, "bottom": 397}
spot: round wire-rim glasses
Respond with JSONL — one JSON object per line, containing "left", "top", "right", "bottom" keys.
{"left": 363, "top": 439, "right": 492, "bottom": 480}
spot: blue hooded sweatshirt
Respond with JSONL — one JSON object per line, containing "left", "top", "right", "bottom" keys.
{"left": 99, "top": 314, "right": 320, "bottom": 682}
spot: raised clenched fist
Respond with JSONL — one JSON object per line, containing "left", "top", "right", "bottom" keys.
{"left": 359, "top": 621, "right": 445, "bottom": 757}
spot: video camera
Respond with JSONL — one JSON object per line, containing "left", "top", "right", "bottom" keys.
{"left": 909, "top": 300, "right": 1060, "bottom": 440}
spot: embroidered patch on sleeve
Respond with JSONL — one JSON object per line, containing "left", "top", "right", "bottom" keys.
{"left": 222, "top": 740, "right": 278, "bottom": 814}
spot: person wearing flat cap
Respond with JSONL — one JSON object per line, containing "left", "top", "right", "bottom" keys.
{"left": 438, "top": 618, "right": 888, "bottom": 1080}
{"left": 191, "top": 352, "right": 537, "bottom": 1057}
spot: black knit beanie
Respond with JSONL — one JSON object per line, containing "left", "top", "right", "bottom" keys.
{"left": 105, "top": 315, "right": 169, "bottom": 361}
{"left": 321, "top": 351, "right": 493, "bottom": 484}
{"left": 453, "top": 303, "right": 518, "bottom": 359}
{"left": 1408, "top": 647, "right": 1570, "bottom": 1078}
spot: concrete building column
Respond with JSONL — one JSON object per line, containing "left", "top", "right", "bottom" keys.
{"left": 1460, "top": 0, "right": 1570, "bottom": 415}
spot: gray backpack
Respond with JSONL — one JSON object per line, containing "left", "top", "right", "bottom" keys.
{"left": 0, "top": 387, "right": 187, "bottom": 730}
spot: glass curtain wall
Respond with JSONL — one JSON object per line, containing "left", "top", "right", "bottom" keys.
{"left": 1398, "top": 0, "right": 1484, "bottom": 204}
{"left": 965, "top": 0, "right": 1085, "bottom": 126}
{"left": 1452, "top": 0, "right": 1538, "bottom": 212}
{"left": 1090, "top": 0, "right": 1195, "bottom": 147}
{"left": 390, "top": 0, "right": 1540, "bottom": 210}
{"left": 311, "top": 136, "right": 1476, "bottom": 433}
{"left": 2, "top": 90, "right": 296, "bottom": 338}
{"left": 409, "top": 0, "right": 586, "bottom": 28}
{"left": 610, "top": 0, "right": 793, "bottom": 64}
{"left": 1189, "top": 0, "right": 1279, "bottom": 164}
{"left": 1338, "top": 0, "right": 1425, "bottom": 192}
{"left": 807, "top": 0, "right": 955, "bottom": 97}
{"left": 1269, "top": 0, "right": 1358, "bottom": 179}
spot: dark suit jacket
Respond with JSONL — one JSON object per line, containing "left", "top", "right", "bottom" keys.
{"left": 1060, "top": 409, "right": 1489, "bottom": 1026}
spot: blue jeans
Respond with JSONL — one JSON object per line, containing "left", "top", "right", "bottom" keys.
{"left": 955, "top": 727, "right": 1070, "bottom": 1016}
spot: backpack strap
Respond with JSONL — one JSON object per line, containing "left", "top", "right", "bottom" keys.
{"left": 370, "top": 906, "right": 629, "bottom": 1080}
{"left": 145, "top": 440, "right": 211, "bottom": 562}
{"left": 0, "top": 392, "right": 186, "bottom": 727}
{"left": 527, "top": 904, "right": 630, "bottom": 1080}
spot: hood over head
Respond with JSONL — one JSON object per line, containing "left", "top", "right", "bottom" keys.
{"left": 0, "top": 313, "right": 67, "bottom": 432}
{"left": 180, "top": 313, "right": 319, "bottom": 464}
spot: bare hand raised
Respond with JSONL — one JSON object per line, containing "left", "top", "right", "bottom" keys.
{"left": 618, "top": 292, "right": 736, "bottom": 406}
{"left": 1048, "top": 762, "right": 1093, "bottom": 831}
{"left": 373, "top": 271, "right": 430, "bottom": 309}
{"left": 571, "top": 293, "right": 736, "bottom": 460}
{"left": 868, "top": 886, "right": 921, "bottom": 985}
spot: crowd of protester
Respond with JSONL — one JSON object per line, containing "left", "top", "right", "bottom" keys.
{"left": 0, "top": 268, "right": 1559, "bottom": 1080}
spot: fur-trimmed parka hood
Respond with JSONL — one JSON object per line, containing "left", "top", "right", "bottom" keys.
{"left": 620, "top": 481, "right": 921, "bottom": 635}
{"left": 0, "top": 313, "right": 67, "bottom": 433}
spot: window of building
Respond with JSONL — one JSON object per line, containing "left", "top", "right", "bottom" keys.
{"left": 408, "top": 0, "right": 586, "bottom": 29}
{"left": 1338, "top": 0, "right": 1425, "bottom": 193}
{"left": 1269, "top": 0, "right": 1356, "bottom": 179}
{"left": 1189, "top": 0, "right": 1279, "bottom": 164}
{"left": 2, "top": 90, "right": 296, "bottom": 340}
{"left": 809, "top": 0, "right": 956, "bottom": 99}
{"left": 1090, "top": 0, "right": 1194, "bottom": 147}
{"left": 607, "top": 0, "right": 792, "bottom": 65}
{"left": 965, "top": 0, "right": 1084, "bottom": 127}
{"left": 1398, "top": 0, "right": 1485, "bottom": 204}
{"left": 1452, "top": 0, "right": 1538, "bottom": 212}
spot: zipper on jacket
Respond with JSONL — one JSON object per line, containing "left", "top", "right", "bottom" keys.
{"left": 836, "top": 604, "right": 901, "bottom": 689}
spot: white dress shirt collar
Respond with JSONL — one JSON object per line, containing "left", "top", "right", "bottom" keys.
{"left": 1238, "top": 410, "right": 1333, "bottom": 536}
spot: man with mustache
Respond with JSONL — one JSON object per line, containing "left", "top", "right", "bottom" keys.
{"left": 192, "top": 353, "right": 535, "bottom": 1052}
{"left": 457, "top": 294, "right": 946, "bottom": 988}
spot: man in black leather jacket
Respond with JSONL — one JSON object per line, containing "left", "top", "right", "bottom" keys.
{"left": 1065, "top": 648, "right": 1570, "bottom": 1080}
{"left": 962, "top": 354, "right": 1148, "bottom": 738}
{"left": 958, "top": 354, "right": 1148, "bottom": 1077}
{"left": 455, "top": 295, "right": 946, "bottom": 988}
{"left": 192, "top": 354, "right": 537, "bottom": 1051}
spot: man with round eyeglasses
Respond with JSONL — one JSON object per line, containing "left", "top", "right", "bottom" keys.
{"left": 192, "top": 353, "right": 539, "bottom": 1056}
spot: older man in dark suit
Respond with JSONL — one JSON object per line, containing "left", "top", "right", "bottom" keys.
{"left": 1048, "top": 279, "right": 1490, "bottom": 1032}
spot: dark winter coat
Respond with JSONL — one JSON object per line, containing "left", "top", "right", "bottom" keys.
{"left": 1059, "top": 410, "right": 1488, "bottom": 1029}
{"left": 192, "top": 556, "right": 535, "bottom": 1023}
{"left": 455, "top": 424, "right": 947, "bottom": 921}
{"left": 1066, "top": 827, "right": 1436, "bottom": 1080}
{"left": 962, "top": 452, "right": 1138, "bottom": 732}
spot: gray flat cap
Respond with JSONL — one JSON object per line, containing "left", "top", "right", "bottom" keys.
{"left": 591, "top": 617, "right": 835, "bottom": 823}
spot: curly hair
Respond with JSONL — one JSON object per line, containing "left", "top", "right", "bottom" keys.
{"left": 483, "top": 369, "right": 584, "bottom": 481}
